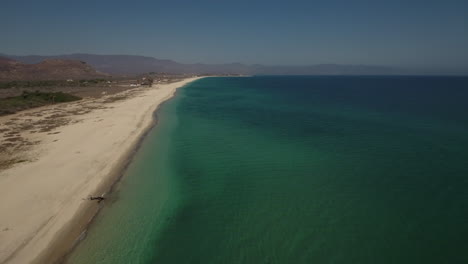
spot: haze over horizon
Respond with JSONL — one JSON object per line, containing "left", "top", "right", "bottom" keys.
{"left": 2, "top": 0, "right": 468, "bottom": 74}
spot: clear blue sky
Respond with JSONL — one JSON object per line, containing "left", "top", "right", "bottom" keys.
{"left": 2, "top": 0, "right": 468, "bottom": 72}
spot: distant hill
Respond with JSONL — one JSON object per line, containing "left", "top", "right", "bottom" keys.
{"left": 0, "top": 57, "right": 109, "bottom": 81}
{"left": 2, "top": 53, "right": 407, "bottom": 75}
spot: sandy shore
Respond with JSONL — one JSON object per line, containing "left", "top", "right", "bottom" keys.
{"left": 0, "top": 77, "right": 203, "bottom": 264}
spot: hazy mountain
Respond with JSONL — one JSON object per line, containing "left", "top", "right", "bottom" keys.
{"left": 0, "top": 57, "right": 109, "bottom": 81}
{"left": 2, "top": 53, "right": 407, "bottom": 75}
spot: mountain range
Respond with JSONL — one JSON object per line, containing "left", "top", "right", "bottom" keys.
{"left": 1, "top": 53, "right": 408, "bottom": 76}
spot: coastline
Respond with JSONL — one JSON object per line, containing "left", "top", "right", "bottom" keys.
{"left": 0, "top": 77, "right": 204, "bottom": 264}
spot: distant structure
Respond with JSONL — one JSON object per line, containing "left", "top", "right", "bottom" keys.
{"left": 140, "top": 77, "right": 154, "bottom": 86}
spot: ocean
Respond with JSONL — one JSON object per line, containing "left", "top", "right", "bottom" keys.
{"left": 68, "top": 76, "right": 468, "bottom": 264}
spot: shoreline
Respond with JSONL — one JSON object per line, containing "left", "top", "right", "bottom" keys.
{"left": 56, "top": 80, "right": 194, "bottom": 264}
{"left": 0, "top": 77, "right": 204, "bottom": 264}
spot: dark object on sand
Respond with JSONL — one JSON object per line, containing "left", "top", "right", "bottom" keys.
{"left": 89, "top": 196, "right": 105, "bottom": 203}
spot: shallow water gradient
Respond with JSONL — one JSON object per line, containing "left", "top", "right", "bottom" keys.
{"left": 69, "top": 76, "right": 468, "bottom": 264}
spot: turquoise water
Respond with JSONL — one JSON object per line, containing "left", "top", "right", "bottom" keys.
{"left": 69, "top": 76, "right": 468, "bottom": 263}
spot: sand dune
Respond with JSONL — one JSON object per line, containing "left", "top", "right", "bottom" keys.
{"left": 0, "top": 77, "right": 203, "bottom": 264}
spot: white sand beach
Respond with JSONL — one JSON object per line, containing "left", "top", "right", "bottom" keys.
{"left": 0, "top": 77, "right": 203, "bottom": 264}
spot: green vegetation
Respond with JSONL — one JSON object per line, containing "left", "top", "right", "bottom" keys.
{"left": 0, "top": 79, "right": 108, "bottom": 89}
{"left": 78, "top": 79, "right": 107, "bottom": 85}
{"left": 0, "top": 91, "right": 81, "bottom": 115}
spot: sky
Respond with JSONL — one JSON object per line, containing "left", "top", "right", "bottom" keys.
{"left": 2, "top": 0, "right": 468, "bottom": 72}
